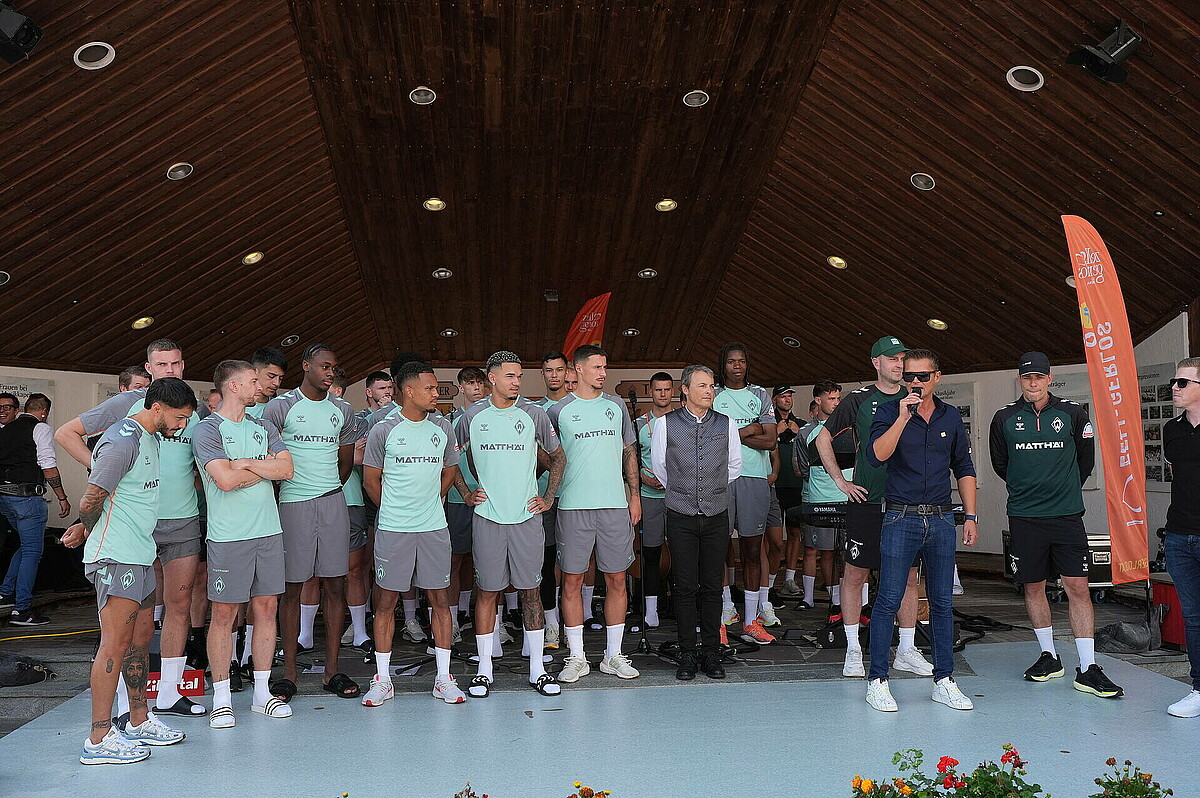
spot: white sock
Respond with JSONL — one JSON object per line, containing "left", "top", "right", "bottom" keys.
{"left": 504, "top": 591, "right": 518, "bottom": 612}
{"left": 449, "top": 604, "right": 459, "bottom": 619}
{"left": 898, "top": 627, "right": 916, "bottom": 654}
{"left": 862, "top": 583, "right": 869, "bottom": 605}
{"left": 1034, "top": 626, "right": 1057, "bottom": 656}
{"left": 744, "top": 590, "right": 760, "bottom": 627}
{"left": 565, "top": 625, "right": 585, "bottom": 660}
{"left": 785, "top": 569, "right": 797, "bottom": 582}
{"left": 458, "top": 590, "right": 471, "bottom": 611}
{"left": 153, "top": 604, "right": 163, "bottom": 623}
{"left": 844, "top": 623, "right": 861, "bottom": 651}
{"left": 253, "top": 670, "right": 271, "bottom": 706}
{"left": 544, "top": 606, "right": 559, "bottom": 629}
{"left": 375, "top": 650, "right": 392, "bottom": 679}
{"left": 1076, "top": 637, "right": 1095, "bottom": 670}
{"left": 645, "top": 596, "right": 659, "bottom": 627}
{"left": 239, "top": 625, "right": 255, "bottom": 666}
{"left": 604, "top": 624, "right": 624, "bottom": 660}
{"left": 348, "top": 604, "right": 369, "bottom": 645}
{"left": 830, "top": 584, "right": 841, "bottom": 605}
{"left": 115, "top": 674, "right": 130, "bottom": 716}
{"left": 952, "top": 564, "right": 962, "bottom": 589}
{"left": 802, "top": 575, "right": 816, "bottom": 605}
{"left": 725, "top": 566, "right": 735, "bottom": 586}
{"left": 154, "top": 656, "right": 186, "bottom": 709}
{"left": 402, "top": 598, "right": 418, "bottom": 622}
{"left": 758, "top": 586, "right": 770, "bottom": 608}
{"left": 428, "top": 606, "right": 434, "bottom": 624}
{"left": 493, "top": 613, "right": 503, "bottom": 656}
{"left": 721, "top": 585, "right": 732, "bottom": 606}
{"left": 768, "top": 574, "right": 777, "bottom": 588}
{"left": 435, "top": 647, "right": 451, "bottom": 679}
{"left": 298, "top": 603, "right": 319, "bottom": 648}
{"left": 213, "top": 678, "right": 232, "bottom": 710}
{"left": 526, "top": 629, "right": 547, "bottom": 679}
{"left": 475, "top": 634, "right": 494, "bottom": 680}
{"left": 582, "top": 586, "right": 595, "bottom": 616}
{"left": 521, "top": 631, "right": 530, "bottom": 657}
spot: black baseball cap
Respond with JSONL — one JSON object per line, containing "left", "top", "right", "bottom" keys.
{"left": 772, "top": 386, "right": 795, "bottom": 398}
{"left": 1018, "top": 352, "right": 1051, "bottom": 376}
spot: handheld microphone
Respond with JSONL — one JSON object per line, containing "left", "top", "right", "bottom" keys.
{"left": 909, "top": 386, "right": 923, "bottom": 415}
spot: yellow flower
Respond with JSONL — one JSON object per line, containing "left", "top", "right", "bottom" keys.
{"left": 900, "top": 787, "right": 912, "bottom": 796}
{"left": 573, "top": 784, "right": 582, "bottom": 789}
{"left": 852, "top": 776, "right": 863, "bottom": 789}
{"left": 862, "top": 779, "right": 874, "bottom": 793}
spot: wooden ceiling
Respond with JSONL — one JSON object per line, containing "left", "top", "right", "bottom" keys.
{"left": 0, "top": 0, "right": 1196, "bottom": 386}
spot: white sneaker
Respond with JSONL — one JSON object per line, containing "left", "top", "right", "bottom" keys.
{"left": 400, "top": 619, "right": 427, "bottom": 643}
{"left": 866, "top": 678, "right": 898, "bottom": 712}
{"left": 932, "top": 676, "right": 974, "bottom": 710}
{"left": 1168, "top": 689, "right": 1200, "bottom": 718}
{"left": 893, "top": 648, "right": 935, "bottom": 677}
{"left": 779, "top": 578, "right": 802, "bottom": 597}
{"left": 758, "top": 601, "right": 781, "bottom": 627}
{"left": 599, "top": 652, "right": 640, "bottom": 679}
{"left": 544, "top": 623, "right": 560, "bottom": 650}
{"left": 80, "top": 728, "right": 151, "bottom": 765}
{"left": 559, "top": 655, "right": 591, "bottom": 683}
{"left": 721, "top": 604, "right": 740, "bottom": 626}
{"left": 498, "top": 624, "right": 514, "bottom": 645}
{"left": 843, "top": 648, "right": 865, "bottom": 677}
{"left": 952, "top": 583, "right": 965, "bottom": 596}
{"left": 119, "top": 714, "right": 185, "bottom": 746}
{"left": 361, "top": 676, "right": 395, "bottom": 707}
{"left": 433, "top": 675, "right": 466, "bottom": 704}
{"left": 451, "top": 622, "right": 462, "bottom": 646}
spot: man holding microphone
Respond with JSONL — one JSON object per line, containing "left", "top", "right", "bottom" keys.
{"left": 864, "top": 349, "right": 978, "bottom": 712}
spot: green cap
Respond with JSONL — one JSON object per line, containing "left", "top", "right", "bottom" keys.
{"left": 870, "top": 336, "right": 907, "bottom": 358}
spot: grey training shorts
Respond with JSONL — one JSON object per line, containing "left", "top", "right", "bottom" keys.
{"left": 640, "top": 496, "right": 665, "bottom": 548}
{"left": 87, "top": 561, "right": 156, "bottom": 611}
{"left": 207, "top": 534, "right": 285, "bottom": 603}
{"left": 446, "top": 502, "right": 474, "bottom": 555}
{"left": 374, "top": 528, "right": 452, "bottom": 593}
{"left": 542, "top": 499, "right": 560, "bottom": 547}
{"left": 153, "top": 516, "right": 203, "bottom": 565}
{"left": 557, "top": 508, "right": 635, "bottom": 575}
{"left": 766, "top": 487, "right": 783, "bottom": 528}
{"left": 278, "top": 489, "right": 351, "bottom": 582}
{"left": 727, "top": 476, "right": 770, "bottom": 538}
{"left": 804, "top": 525, "right": 840, "bottom": 551}
{"left": 472, "top": 514, "right": 544, "bottom": 592}
{"left": 348, "top": 504, "right": 368, "bottom": 552}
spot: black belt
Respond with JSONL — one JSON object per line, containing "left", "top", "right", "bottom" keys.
{"left": 885, "top": 502, "right": 955, "bottom": 516}
{"left": 0, "top": 482, "right": 45, "bottom": 498}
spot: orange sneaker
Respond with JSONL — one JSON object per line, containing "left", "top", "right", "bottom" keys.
{"left": 741, "top": 619, "right": 775, "bottom": 645}
{"left": 719, "top": 624, "right": 728, "bottom": 646}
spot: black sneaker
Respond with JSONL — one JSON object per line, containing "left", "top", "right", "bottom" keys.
{"left": 0, "top": 595, "right": 14, "bottom": 611}
{"left": 1074, "top": 664, "right": 1124, "bottom": 698}
{"left": 9, "top": 609, "right": 50, "bottom": 626}
{"left": 675, "top": 651, "right": 698, "bottom": 681}
{"left": 1023, "top": 651, "right": 1065, "bottom": 682}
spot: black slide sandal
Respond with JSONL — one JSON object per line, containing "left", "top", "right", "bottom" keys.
{"left": 153, "top": 696, "right": 208, "bottom": 716}
{"left": 468, "top": 675, "right": 491, "bottom": 698}
{"left": 531, "top": 673, "right": 561, "bottom": 696}
{"left": 322, "top": 672, "right": 361, "bottom": 699}
{"left": 269, "top": 678, "right": 297, "bottom": 703}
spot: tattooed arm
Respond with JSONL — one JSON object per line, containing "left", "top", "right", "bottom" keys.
{"left": 623, "top": 443, "right": 642, "bottom": 526}
{"left": 61, "top": 484, "right": 110, "bottom": 548}
{"left": 43, "top": 468, "right": 71, "bottom": 517}
{"left": 541, "top": 446, "right": 566, "bottom": 503}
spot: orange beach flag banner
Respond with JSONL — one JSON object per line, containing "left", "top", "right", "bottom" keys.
{"left": 1061, "top": 215, "right": 1148, "bottom": 583}
{"left": 563, "top": 292, "right": 612, "bottom": 358}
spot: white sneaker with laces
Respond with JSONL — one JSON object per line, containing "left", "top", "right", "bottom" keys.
{"left": 433, "top": 675, "right": 467, "bottom": 704}
{"left": 544, "top": 623, "right": 560, "bottom": 649}
{"left": 758, "top": 601, "right": 781, "bottom": 627}
{"left": 1168, "top": 689, "right": 1200, "bottom": 718}
{"left": 721, "top": 603, "right": 740, "bottom": 626}
{"left": 498, "top": 624, "right": 514, "bottom": 645}
{"left": 120, "top": 714, "right": 185, "bottom": 746}
{"left": 362, "top": 676, "right": 395, "bottom": 707}
{"left": 866, "top": 678, "right": 898, "bottom": 712}
{"left": 843, "top": 647, "right": 865, "bottom": 677}
{"left": 779, "top": 578, "right": 802, "bottom": 597}
{"left": 893, "top": 647, "right": 935, "bottom": 676}
{"left": 600, "top": 652, "right": 640, "bottom": 679}
{"left": 400, "top": 619, "right": 427, "bottom": 643}
{"left": 952, "top": 584, "right": 965, "bottom": 596}
{"left": 932, "top": 676, "right": 974, "bottom": 710}
{"left": 81, "top": 728, "right": 151, "bottom": 765}
{"left": 558, "top": 655, "right": 591, "bottom": 683}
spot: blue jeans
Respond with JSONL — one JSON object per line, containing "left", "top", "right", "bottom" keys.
{"left": 869, "top": 508, "right": 956, "bottom": 680}
{"left": 1164, "top": 532, "right": 1200, "bottom": 690}
{"left": 0, "top": 496, "right": 48, "bottom": 611}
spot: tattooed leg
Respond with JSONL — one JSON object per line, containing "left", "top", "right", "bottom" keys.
{"left": 519, "top": 588, "right": 544, "bottom": 631}
{"left": 90, "top": 596, "right": 140, "bottom": 744}
{"left": 123, "top": 606, "right": 156, "bottom": 727}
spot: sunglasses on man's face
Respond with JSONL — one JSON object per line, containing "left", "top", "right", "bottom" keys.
{"left": 902, "top": 371, "right": 935, "bottom": 383}
{"left": 1170, "top": 377, "right": 1200, "bottom": 389}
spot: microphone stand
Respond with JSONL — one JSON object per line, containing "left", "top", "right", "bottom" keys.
{"left": 628, "top": 387, "right": 653, "bottom": 656}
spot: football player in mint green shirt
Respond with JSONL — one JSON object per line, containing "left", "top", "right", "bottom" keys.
{"left": 446, "top": 366, "right": 487, "bottom": 627}
{"left": 245, "top": 347, "right": 288, "bottom": 419}
{"left": 63, "top": 377, "right": 197, "bottom": 756}
{"left": 330, "top": 370, "right": 372, "bottom": 649}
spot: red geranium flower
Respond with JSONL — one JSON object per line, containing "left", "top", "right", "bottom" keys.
{"left": 937, "top": 756, "right": 959, "bottom": 773}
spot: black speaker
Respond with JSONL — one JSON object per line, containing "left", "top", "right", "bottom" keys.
{"left": 1066, "top": 19, "right": 1142, "bottom": 84}
{"left": 0, "top": 2, "right": 41, "bottom": 64}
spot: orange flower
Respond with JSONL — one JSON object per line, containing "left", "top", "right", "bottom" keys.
{"left": 861, "top": 778, "right": 874, "bottom": 793}
{"left": 852, "top": 776, "right": 863, "bottom": 789}
{"left": 1142, "top": 773, "right": 1153, "bottom": 783}
{"left": 899, "top": 786, "right": 912, "bottom": 796}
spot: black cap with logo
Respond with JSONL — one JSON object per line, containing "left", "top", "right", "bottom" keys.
{"left": 1017, "top": 352, "right": 1051, "bottom": 376}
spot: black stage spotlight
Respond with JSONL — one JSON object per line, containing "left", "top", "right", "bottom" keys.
{"left": 1066, "top": 19, "right": 1142, "bottom": 84}
{"left": 0, "top": 2, "right": 41, "bottom": 63}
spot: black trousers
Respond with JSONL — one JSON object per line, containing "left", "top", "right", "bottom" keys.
{"left": 666, "top": 508, "right": 728, "bottom": 653}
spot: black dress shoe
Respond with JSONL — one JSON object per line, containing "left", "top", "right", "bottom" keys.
{"left": 700, "top": 651, "right": 726, "bottom": 679}
{"left": 676, "top": 651, "right": 699, "bottom": 681}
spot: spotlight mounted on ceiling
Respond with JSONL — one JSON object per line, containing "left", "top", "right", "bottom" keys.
{"left": 281, "top": 334, "right": 300, "bottom": 347}
{"left": 0, "top": 271, "right": 11, "bottom": 287}
{"left": 439, "top": 328, "right": 458, "bottom": 338}
{"left": 409, "top": 85, "right": 436, "bottom": 105}
{"left": 131, "top": 316, "right": 155, "bottom": 330}
{"left": 927, "top": 318, "right": 949, "bottom": 331}
{"left": 827, "top": 256, "right": 848, "bottom": 270}
{"left": 166, "top": 162, "right": 194, "bottom": 180}
{"left": 637, "top": 268, "right": 658, "bottom": 279}
{"left": 423, "top": 198, "right": 446, "bottom": 211}
{"left": 241, "top": 251, "right": 264, "bottom": 265}
{"left": 0, "top": 3, "right": 42, "bottom": 63}
{"left": 1066, "top": 19, "right": 1142, "bottom": 84}
{"left": 432, "top": 268, "right": 453, "bottom": 279}
{"left": 910, "top": 172, "right": 936, "bottom": 191}
{"left": 622, "top": 328, "right": 640, "bottom": 337}
{"left": 655, "top": 199, "right": 678, "bottom": 212}
{"left": 782, "top": 336, "right": 801, "bottom": 348}
{"left": 682, "top": 90, "right": 709, "bottom": 107}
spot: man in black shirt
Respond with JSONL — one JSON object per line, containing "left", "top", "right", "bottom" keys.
{"left": 1164, "top": 356, "right": 1200, "bottom": 718}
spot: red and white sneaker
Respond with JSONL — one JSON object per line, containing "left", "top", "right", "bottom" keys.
{"left": 361, "top": 676, "right": 394, "bottom": 707}
{"left": 433, "top": 675, "right": 466, "bottom": 704}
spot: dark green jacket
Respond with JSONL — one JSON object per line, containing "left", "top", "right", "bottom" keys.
{"left": 989, "top": 393, "right": 1094, "bottom": 518}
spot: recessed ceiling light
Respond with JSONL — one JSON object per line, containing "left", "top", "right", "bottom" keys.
{"left": 1153, "top": 210, "right": 1164, "bottom": 217}
{"left": 827, "top": 256, "right": 848, "bottom": 270}
{"left": 131, "top": 316, "right": 154, "bottom": 330}
{"left": 782, "top": 336, "right": 801, "bottom": 348}
{"left": 683, "top": 90, "right": 709, "bottom": 107}
{"left": 439, "top": 328, "right": 458, "bottom": 338}
{"left": 1065, "top": 275, "right": 1077, "bottom": 288}
{"left": 73, "top": 42, "right": 116, "bottom": 70}
{"left": 910, "top": 172, "right": 936, "bottom": 191}
{"left": 281, "top": 334, "right": 300, "bottom": 346}
{"left": 637, "top": 268, "right": 658, "bottom": 279}
{"left": 432, "top": 268, "right": 453, "bottom": 279}
{"left": 1005, "top": 65, "right": 1044, "bottom": 92}
{"left": 166, "top": 162, "right": 193, "bottom": 180}
{"left": 409, "top": 85, "right": 436, "bottom": 105}
{"left": 0, "top": 271, "right": 10, "bottom": 287}
{"left": 622, "top": 328, "right": 640, "bottom": 337}
{"left": 241, "top": 251, "right": 264, "bottom": 265}
{"left": 655, "top": 199, "right": 678, "bottom": 212}
{"left": 927, "top": 318, "right": 948, "bottom": 331}
{"left": 423, "top": 198, "right": 446, "bottom": 211}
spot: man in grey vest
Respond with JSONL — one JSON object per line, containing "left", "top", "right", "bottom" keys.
{"left": 650, "top": 365, "right": 742, "bottom": 680}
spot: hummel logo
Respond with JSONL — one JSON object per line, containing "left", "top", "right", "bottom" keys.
{"left": 99, "top": 566, "right": 113, "bottom": 586}
{"left": 296, "top": 415, "right": 306, "bottom": 423}
{"left": 572, "top": 415, "right": 581, "bottom": 422}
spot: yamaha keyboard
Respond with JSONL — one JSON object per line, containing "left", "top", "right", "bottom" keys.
{"left": 791, "top": 502, "right": 967, "bottom": 528}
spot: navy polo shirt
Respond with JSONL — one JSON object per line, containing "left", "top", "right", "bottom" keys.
{"left": 867, "top": 395, "right": 976, "bottom": 505}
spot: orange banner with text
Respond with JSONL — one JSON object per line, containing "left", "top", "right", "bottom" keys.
{"left": 1062, "top": 215, "right": 1148, "bottom": 583}
{"left": 562, "top": 292, "right": 611, "bottom": 359}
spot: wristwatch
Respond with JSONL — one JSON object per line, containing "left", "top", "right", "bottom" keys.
{"left": 963, "top": 514, "right": 978, "bottom": 522}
